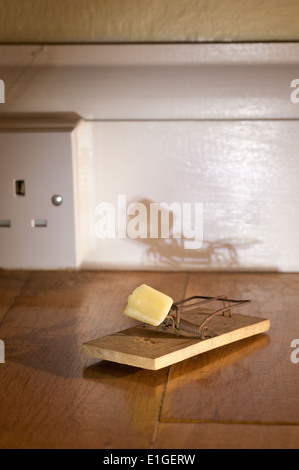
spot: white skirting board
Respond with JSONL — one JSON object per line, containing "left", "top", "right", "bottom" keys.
{"left": 0, "top": 44, "right": 299, "bottom": 271}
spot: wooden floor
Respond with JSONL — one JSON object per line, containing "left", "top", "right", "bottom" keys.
{"left": 0, "top": 269, "right": 298, "bottom": 449}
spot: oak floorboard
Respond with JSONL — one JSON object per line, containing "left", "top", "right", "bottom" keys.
{"left": 0, "top": 270, "right": 29, "bottom": 322}
{"left": 158, "top": 272, "right": 299, "bottom": 448}
{"left": 154, "top": 422, "right": 299, "bottom": 449}
{"left": 0, "top": 270, "right": 298, "bottom": 449}
{"left": 0, "top": 270, "right": 187, "bottom": 449}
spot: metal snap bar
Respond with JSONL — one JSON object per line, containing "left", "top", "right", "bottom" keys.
{"left": 159, "top": 295, "right": 251, "bottom": 339}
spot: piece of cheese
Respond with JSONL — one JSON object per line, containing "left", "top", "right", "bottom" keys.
{"left": 123, "top": 284, "right": 173, "bottom": 326}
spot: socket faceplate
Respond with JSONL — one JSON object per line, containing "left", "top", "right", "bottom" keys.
{"left": 0, "top": 113, "right": 86, "bottom": 268}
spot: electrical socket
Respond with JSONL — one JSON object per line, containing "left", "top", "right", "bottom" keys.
{"left": 0, "top": 113, "right": 88, "bottom": 269}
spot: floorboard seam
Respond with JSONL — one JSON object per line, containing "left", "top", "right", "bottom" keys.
{"left": 0, "top": 270, "right": 32, "bottom": 326}
{"left": 150, "top": 365, "right": 172, "bottom": 448}
{"left": 159, "top": 418, "right": 299, "bottom": 426}
{"left": 150, "top": 272, "right": 190, "bottom": 447}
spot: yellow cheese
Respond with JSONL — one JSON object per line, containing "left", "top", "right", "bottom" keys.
{"left": 123, "top": 284, "right": 173, "bottom": 326}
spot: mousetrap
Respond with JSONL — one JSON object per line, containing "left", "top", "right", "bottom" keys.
{"left": 82, "top": 289, "right": 270, "bottom": 370}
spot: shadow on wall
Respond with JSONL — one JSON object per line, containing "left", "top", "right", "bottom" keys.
{"left": 126, "top": 198, "right": 259, "bottom": 270}
{"left": 141, "top": 238, "right": 249, "bottom": 269}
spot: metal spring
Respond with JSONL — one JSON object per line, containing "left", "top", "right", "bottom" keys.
{"left": 170, "top": 316, "right": 213, "bottom": 339}
{"left": 177, "top": 318, "right": 200, "bottom": 336}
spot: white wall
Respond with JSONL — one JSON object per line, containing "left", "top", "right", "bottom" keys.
{"left": 84, "top": 120, "right": 299, "bottom": 271}
{"left": 0, "top": 44, "right": 299, "bottom": 271}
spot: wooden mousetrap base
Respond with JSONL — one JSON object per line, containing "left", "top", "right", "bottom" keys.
{"left": 83, "top": 309, "right": 270, "bottom": 370}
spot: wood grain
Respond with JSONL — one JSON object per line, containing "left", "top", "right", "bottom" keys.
{"left": 154, "top": 422, "right": 299, "bottom": 449}
{"left": 0, "top": 270, "right": 187, "bottom": 449}
{"left": 159, "top": 272, "right": 299, "bottom": 428}
{"left": 0, "top": 270, "right": 298, "bottom": 449}
{"left": 83, "top": 311, "right": 270, "bottom": 370}
{"left": 0, "top": 270, "right": 29, "bottom": 323}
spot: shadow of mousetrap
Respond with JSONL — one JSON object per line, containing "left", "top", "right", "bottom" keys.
{"left": 82, "top": 294, "right": 270, "bottom": 370}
